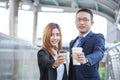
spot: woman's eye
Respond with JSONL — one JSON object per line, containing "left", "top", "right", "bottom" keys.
{"left": 56, "top": 33, "right": 60, "bottom": 36}
{"left": 51, "top": 33, "right": 54, "bottom": 36}
{"left": 51, "top": 33, "right": 60, "bottom": 36}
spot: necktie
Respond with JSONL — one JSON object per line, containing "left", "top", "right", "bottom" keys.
{"left": 77, "top": 36, "right": 84, "bottom": 47}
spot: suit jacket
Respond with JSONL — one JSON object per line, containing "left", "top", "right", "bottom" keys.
{"left": 68, "top": 31, "right": 105, "bottom": 80}
{"left": 37, "top": 48, "right": 68, "bottom": 80}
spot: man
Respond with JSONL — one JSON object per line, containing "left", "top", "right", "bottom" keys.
{"left": 68, "top": 8, "right": 105, "bottom": 80}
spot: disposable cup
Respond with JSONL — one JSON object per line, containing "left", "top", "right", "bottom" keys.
{"left": 72, "top": 47, "right": 83, "bottom": 65}
{"left": 58, "top": 50, "right": 68, "bottom": 63}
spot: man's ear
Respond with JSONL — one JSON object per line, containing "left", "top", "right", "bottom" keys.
{"left": 91, "top": 20, "right": 94, "bottom": 25}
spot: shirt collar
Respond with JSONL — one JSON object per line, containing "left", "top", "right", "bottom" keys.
{"left": 79, "top": 30, "right": 91, "bottom": 38}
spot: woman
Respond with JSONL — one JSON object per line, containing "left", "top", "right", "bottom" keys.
{"left": 37, "top": 23, "right": 68, "bottom": 80}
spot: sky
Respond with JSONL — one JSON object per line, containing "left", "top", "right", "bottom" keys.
{"left": 0, "top": 8, "right": 107, "bottom": 44}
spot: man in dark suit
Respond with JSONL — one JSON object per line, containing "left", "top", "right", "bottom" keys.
{"left": 68, "top": 8, "right": 105, "bottom": 80}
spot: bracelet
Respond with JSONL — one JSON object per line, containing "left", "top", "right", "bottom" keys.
{"left": 52, "top": 65, "right": 56, "bottom": 69}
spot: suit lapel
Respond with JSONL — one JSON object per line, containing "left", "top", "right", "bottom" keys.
{"left": 81, "top": 31, "right": 94, "bottom": 47}
{"left": 71, "top": 36, "right": 79, "bottom": 47}
{"left": 70, "top": 31, "right": 94, "bottom": 48}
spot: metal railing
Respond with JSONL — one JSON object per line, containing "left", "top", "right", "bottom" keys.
{"left": 105, "top": 42, "right": 120, "bottom": 80}
{"left": 0, "top": 33, "right": 39, "bottom": 80}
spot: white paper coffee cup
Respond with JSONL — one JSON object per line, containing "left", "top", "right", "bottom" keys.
{"left": 72, "top": 47, "right": 83, "bottom": 65}
{"left": 58, "top": 50, "right": 68, "bottom": 63}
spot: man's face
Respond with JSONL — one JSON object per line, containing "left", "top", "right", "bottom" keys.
{"left": 75, "top": 12, "right": 94, "bottom": 35}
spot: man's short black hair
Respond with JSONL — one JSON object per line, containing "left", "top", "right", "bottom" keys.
{"left": 76, "top": 8, "right": 93, "bottom": 20}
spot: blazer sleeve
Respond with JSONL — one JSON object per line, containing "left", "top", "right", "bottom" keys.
{"left": 37, "top": 48, "right": 55, "bottom": 69}
{"left": 85, "top": 33, "right": 105, "bottom": 66}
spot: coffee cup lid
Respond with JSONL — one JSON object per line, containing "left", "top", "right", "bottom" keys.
{"left": 72, "top": 47, "right": 83, "bottom": 52}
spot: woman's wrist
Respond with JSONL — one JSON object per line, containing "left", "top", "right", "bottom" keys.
{"left": 52, "top": 62, "right": 58, "bottom": 68}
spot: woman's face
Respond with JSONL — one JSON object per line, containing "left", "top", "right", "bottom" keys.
{"left": 50, "top": 28, "right": 60, "bottom": 47}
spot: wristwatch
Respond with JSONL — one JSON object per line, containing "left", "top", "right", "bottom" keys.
{"left": 85, "top": 58, "right": 90, "bottom": 65}
{"left": 86, "top": 58, "right": 89, "bottom": 63}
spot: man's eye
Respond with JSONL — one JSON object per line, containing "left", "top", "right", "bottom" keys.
{"left": 83, "top": 18, "right": 89, "bottom": 21}
{"left": 76, "top": 18, "right": 89, "bottom": 22}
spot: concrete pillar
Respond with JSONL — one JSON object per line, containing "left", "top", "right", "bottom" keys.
{"left": 32, "top": 11, "right": 38, "bottom": 45}
{"left": 9, "top": 1, "right": 19, "bottom": 79}
{"left": 106, "top": 21, "right": 118, "bottom": 43}
{"left": 9, "top": 0, "right": 19, "bottom": 37}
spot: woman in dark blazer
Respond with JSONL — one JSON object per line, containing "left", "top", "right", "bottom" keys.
{"left": 37, "top": 23, "right": 67, "bottom": 80}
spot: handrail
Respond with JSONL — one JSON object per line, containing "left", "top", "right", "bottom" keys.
{"left": 105, "top": 42, "right": 120, "bottom": 80}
